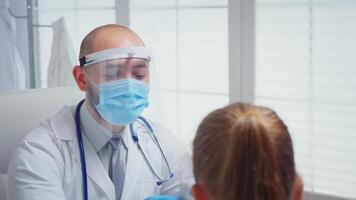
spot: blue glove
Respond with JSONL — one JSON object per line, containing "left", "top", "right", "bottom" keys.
{"left": 144, "top": 195, "right": 180, "bottom": 200}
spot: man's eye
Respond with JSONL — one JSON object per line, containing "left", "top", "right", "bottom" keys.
{"left": 134, "top": 74, "right": 145, "bottom": 79}
{"left": 104, "top": 73, "right": 118, "bottom": 81}
{"left": 105, "top": 71, "right": 120, "bottom": 77}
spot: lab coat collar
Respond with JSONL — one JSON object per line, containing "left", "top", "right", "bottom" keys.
{"left": 49, "top": 106, "right": 76, "bottom": 141}
{"left": 50, "top": 104, "right": 130, "bottom": 147}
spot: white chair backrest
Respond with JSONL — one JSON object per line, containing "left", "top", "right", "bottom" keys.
{"left": 0, "top": 87, "right": 84, "bottom": 173}
{"left": 0, "top": 87, "right": 84, "bottom": 200}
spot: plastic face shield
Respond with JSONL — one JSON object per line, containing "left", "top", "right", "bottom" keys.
{"left": 80, "top": 47, "right": 173, "bottom": 183}
{"left": 80, "top": 47, "right": 167, "bottom": 127}
{"left": 80, "top": 47, "right": 153, "bottom": 84}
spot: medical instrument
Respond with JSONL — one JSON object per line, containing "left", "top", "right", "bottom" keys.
{"left": 145, "top": 195, "right": 180, "bottom": 200}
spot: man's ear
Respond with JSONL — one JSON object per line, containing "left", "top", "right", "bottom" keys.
{"left": 73, "top": 65, "right": 87, "bottom": 91}
{"left": 192, "top": 184, "right": 208, "bottom": 200}
{"left": 292, "top": 175, "right": 304, "bottom": 200}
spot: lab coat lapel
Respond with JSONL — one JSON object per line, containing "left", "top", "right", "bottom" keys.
{"left": 52, "top": 106, "right": 115, "bottom": 199}
{"left": 72, "top": 133, "right": 115, "bottom": 200}
{"left": 120, "top": 125, "right": 144, "bottom": 199}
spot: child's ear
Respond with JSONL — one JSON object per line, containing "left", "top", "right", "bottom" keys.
{"left": 192, "top": 184, "right": 208, "bottom": 200}
{"left": 292, "top": 175, "right": 304, "bottom": 200}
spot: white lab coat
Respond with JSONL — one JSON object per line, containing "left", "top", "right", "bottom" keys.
{"left": 47, "top": 17, "right": 76, "bottom": 87}
{"left": 0, "top": 0, "right": 26, "bottom": 91}
{"left": 7, "top": 105, "right": 193, "bottom": 200}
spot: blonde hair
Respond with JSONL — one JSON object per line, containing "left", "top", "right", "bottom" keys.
{"left": 193, "top": 103, "right": 296, "bottom": 200}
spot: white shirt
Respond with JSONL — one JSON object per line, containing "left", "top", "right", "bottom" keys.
{"left": 80, "top": 103, "right": 127, "bottom": 176}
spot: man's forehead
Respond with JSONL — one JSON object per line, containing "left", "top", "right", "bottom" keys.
{"left": 93, "top": 36, "right": 143, "bottom": 51}
{"left": 80, "top": 25, "right": 144, "bottom": 58}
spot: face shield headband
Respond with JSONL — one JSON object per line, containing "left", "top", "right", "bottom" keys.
{"left": 79, "top": 47, "right": 153, "bottom": 67}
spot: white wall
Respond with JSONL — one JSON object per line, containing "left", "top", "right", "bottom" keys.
{"left": 304, "top": 191, "right": 354, "bottom": 200}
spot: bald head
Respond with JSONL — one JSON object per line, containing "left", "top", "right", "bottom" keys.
{"left": 79, "top": 24, "right": 145, "bottom": 59}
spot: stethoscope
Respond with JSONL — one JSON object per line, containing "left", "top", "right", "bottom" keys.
{"left": 74, "top": 100, "right": 174, "bottom": 200}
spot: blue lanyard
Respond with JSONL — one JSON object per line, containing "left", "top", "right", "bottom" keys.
{"left": 74, "top": 100, "right": 173, "bottom": 200}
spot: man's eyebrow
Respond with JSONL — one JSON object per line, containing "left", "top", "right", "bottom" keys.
{"left": 105, "top": 63, "right": 125, "bottom": 69}
{"left": 132, "top": 60, "right": 149, "bottom": 68}
{"left": 133, "top": 63, "right": 148, "bottom": 68}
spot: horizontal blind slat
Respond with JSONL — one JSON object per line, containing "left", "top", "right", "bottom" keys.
{"left": 256, "top": 0, "right": 356, "bottom": 198}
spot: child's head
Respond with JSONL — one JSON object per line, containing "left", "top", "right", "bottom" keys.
{"left": 192, "top": 103, "right": 303, "bottom": 200}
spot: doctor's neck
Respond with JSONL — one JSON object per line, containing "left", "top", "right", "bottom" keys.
{"left": 84, "top": 100, "right": 124, "bottom": 134}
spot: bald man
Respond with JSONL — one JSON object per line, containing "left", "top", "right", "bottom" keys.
{"left": 8, "top": 25, "right": 193, "bottom": 200}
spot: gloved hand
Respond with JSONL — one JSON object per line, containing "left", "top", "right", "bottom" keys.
{"left": 144, "top": 195, "right": 180, "bottom": 200}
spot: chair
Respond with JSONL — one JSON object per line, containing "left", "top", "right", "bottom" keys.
{"left": 0, "top": 87, "right": 84, "bottom": 200}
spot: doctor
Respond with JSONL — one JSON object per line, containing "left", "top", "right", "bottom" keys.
{"left": 8, "top": 24, "right": 193, "bottom": 200}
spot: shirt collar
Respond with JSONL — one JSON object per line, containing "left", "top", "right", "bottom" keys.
{"left": 80, "top": 101, "right": 129, "bottom": 152}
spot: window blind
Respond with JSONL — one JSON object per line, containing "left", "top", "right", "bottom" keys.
{"left": 130, "top": 0, "right": 229, "bottom": 146}
{"left": 255, "top": 0, "right": 356, "bottom": 198}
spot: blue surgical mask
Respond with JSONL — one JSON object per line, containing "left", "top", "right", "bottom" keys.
{"left": 95, "top": 78, "right": 149, "bottom": 125}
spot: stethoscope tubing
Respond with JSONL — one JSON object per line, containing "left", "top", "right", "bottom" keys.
{"left": 75, "top": 100, "right": 89, "bottom": 200}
